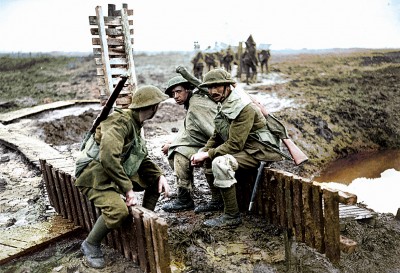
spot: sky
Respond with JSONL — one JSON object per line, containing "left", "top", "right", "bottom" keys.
{"left": 0, "top": 0, "right": 400, "bottom": 52}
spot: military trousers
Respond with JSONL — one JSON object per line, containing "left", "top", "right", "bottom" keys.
{"left": 168, "top": 152, "right": 194, "bottom": 191}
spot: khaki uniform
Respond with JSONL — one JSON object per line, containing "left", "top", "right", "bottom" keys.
{"left": 167, "top": 92, "right": 217, "bottom": 190}
{"left": 75, "top": 109, "right": 163, "bottom": 228}
{"left": 204, "top": 88, "right": 283, "bottom": 187}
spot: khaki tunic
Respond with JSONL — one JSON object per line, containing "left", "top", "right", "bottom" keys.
{"left": 75, "top": 109, "right": 163, "bottom": 194}
{"left": 168, "top": 92, "right": 217, "bottom": 159}
{"left": 205, "top": 88, "right": 283, "bottom": 164}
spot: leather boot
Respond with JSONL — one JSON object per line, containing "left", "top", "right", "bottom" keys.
{"left": 194, "top": 172, "right": 224, "bottom": 213}
{"left": 161, "top": 187, "right": 194, "bottom": 212}
{"left": 203, "top": 184, "right": 242, "bottom": 228}
{"left": 81, "top": 216, "right": 110, "bottom": 268}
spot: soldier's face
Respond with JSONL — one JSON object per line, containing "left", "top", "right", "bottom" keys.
{"left": 171, "top": 86, "right": 189, "bottom": 105}
{"left": 208, "top": 84, "right": 229, "bottom": 102}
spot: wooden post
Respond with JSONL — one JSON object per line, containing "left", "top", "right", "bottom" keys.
{"left": 131, "top": 207, "right": 148, "bottom": 272}
{"left": 292, "top": 176, "right": 304, "bottom": 242}
{"left": 323, "top": 189, "right": 340, "bottom": 264}
{"left": 302, "top": 179, "right": 315, "bottom": 247}
{"left": 312, "top": 184, "right": 325, "bottom": 253}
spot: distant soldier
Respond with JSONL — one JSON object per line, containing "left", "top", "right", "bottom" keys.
{"left": 222, "top": 46, "right": 235, "bottom": 72}
{"left": 258, "top": 49, "right": 271, "bottom": 74}
{"left": 191, "top": 51, "right": 205, "bottom": 81}
{"left": 205, "top": 53, "right": 218, "bottom": 71}
{"left": 241, "top": 49, "right": 257, "bottom": 84}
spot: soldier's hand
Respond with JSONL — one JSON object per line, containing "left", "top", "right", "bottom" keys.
{"left": 158, "top": 175, "right": 170, "bottom": 198}
{"left": 161, "top": 143, "right": 170, "bottom": 155}
{"left": 125, "top": 189, "right": 138, "bottom": 206}
{"left": 190, "top": 151, "right": 209, "bottom": 166}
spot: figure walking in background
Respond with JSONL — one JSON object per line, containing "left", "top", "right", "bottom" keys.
{"left": 259, "top": 49, "right": 271, "bottom": 74}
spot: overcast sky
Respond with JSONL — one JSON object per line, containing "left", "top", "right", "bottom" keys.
{"left": 1, "top": 0, "right": 400, "bottom": 52}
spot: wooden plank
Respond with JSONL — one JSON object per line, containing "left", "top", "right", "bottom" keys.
{"left": 121, "top": 7, "right": 137, "bottom": 93}
{"left": 57, "top": 170, "right": 72, "bottom": 221}
{"left": 0, "top": 216, "right": 82, "bottom": 265}
{"left": 302, "top": 179, "right": 315, "bottom": 247}
{"left": 276, "top": 171, "right": 287, "bottom": 228}
{"left": 45, "top": 163, "right": 60, "bottom": 214}
{"left": 323, "top": 189, "right": 340, "bottom": 264}
{"left": 51, "top": 167, "right": 67, "bottom": 218}
{"left": 92, "top": 37, "right": 125, "bottom": 46}
{"left": 314, "top": 181, "right": 357, "bottom": 205}
{"left": 154, "top": 218, "right": 172, "bottom": 273}
{"left": 95, "top": 6, "right": 113, "bottom": 96}
{"left": 113, "top": 9, "right": 134, "bottom": 16}
{"left": 40, "top": 159, "right": 55, "bottom": 210}
{"left": 292, "top": 176, "right": 304, "bottom": 242}
{"left": 85, "top": 198, "right": 97, "bottom": 230}
{"left": 78, "top": 191, "right": 92, "bottom": 232}
{"left": 120, "top": 218, "right": 133, "bottom": 259}
{"left": 90, "top": 27, "right": 133, "bottom": 36}
{"left": 143, "top": 213, "right": 157, "bottom": 273}
{"left": 64, "top": 173, "right": 80, "bottom": 226}
{"left": 312, "top": 184, "right": 325, "bottom": 253}
{"left": 95, "top": 57, "right": 128, "bottom": 65}
{"left": 93, "top": 47, "right": 126, "bottom": 56}
{"left": 265, "top": 169, "right": 277, "bottom": 224}
{"left": 96, "top": 67, "right": 128, "bottom": 76}
{"left": 131, "top": 207, "right": 147, "bottom": 272}
{"left": 89, "top": 15, "right": 122, "bottom": 26}
{"left": 70, "top": 176, "right": 85, "bottom": 228}
{"left": 284, "top": 174, "right": 293, "bottom": 230}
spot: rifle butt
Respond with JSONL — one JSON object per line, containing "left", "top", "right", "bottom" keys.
{"left": 282, "top": 138, "right": 308, "bottom": 165}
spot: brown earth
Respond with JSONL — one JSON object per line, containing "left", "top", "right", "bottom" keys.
{"left": 1, "top": 49, "right": 400, "bottom": 273}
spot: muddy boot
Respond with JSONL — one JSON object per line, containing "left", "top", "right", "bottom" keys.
{"left": 203, "top": 185, "right": 242, "bottom": 228}
{"left": 81, "top": 216, "right": 110, "bottom": 268}
{"left": 161, "top": 187, "right": 194, "bottom": 212}
{"left": 194, "top": 173, "right": 224, "bottom": 214}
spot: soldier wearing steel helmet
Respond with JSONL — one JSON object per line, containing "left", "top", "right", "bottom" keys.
{"left": 75, "top": 85, "right": 170, "bottom": 269}
{"left": 190, "top": 68, "right": 284, "bottom": 228}
{"left": 161, "top": 75, "right": 220, "bottom": 213}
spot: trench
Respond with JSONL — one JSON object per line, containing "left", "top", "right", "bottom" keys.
{"left": 314, "top": 149, "right": 400, "bottom": 215}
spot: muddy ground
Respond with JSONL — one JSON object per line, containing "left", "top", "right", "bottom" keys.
{"left": 1, "top": 49, "right": 400, "bottom": 272}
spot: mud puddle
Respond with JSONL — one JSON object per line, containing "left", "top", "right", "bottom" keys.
{"left": 315, "top": 149, "right": 400, "bottom": 215}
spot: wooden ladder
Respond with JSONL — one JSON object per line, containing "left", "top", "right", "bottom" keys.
{"left": 89, "top": 3, "right": 137, "bottom": 108}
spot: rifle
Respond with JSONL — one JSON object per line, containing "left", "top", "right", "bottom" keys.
{"left": 249, "top": 96, "right": 308, "bottom": 165}
{"left": 176, "top": 66, "right": 308, "bottom": 165}
{"left": 79, "top": 75, "right": 128, "bottom": 151}
{"left": 176, "top": 66, "right": 208, "bottom": 93}
{"left": 248, "top": 161, "right": 266, "bottom": 211}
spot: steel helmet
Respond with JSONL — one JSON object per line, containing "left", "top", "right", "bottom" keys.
{"left": 199, "top": 68, "right": 236, "bottom": 88}
{"left": 128, "top": 85, "right": 169, "bottom": 109}
{"left": 164, "top": 76, "right": 194, "bottom": 97}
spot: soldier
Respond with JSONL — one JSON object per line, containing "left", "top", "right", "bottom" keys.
{"left": 75, "top": 85, "right": 170, "bottom": 268}
{"left": 259, "top": 49, "right": 271, "bottom": 74}
{"left": 190, "top": 68, "right": 284, "bottom": 228}
{"left": 191, "top": 51, "right": 205, "bottom": 81}
{"left": 222, "top": 46, "right": 235, "bottom": 72}
{"left": 161, "top": 75, "right": 221, "bottom": 213}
